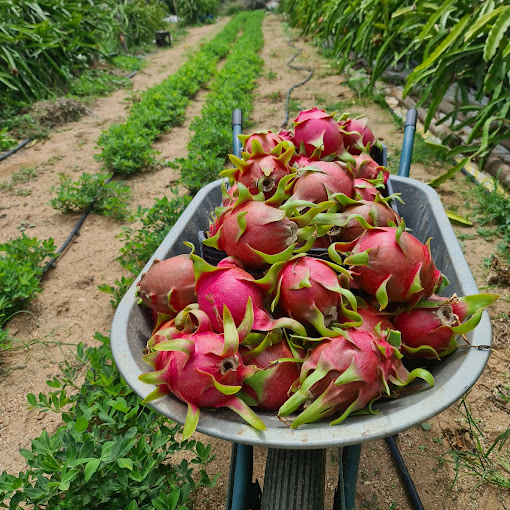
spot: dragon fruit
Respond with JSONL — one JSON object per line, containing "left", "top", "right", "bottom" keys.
{"left": 288, "top": 161, "right": 355, "bottom": 205}
{"left": 294, "top": 108, "right": 346, "bottom": 159}
{"left": 137, "top": 255, "right": 197, "bottom": 315}
{"left": 270, "top": 255, "right": 360, "bottom": 335}
{"left": 394, "top": 293, "right": 499, "bottom": 358}
{"left": 340, "top": 301, "right": 395, "bottom": 333}
{"left": 191, "top": 254, "right": 307, "bottom": 335}
{"left": 350, "top": 153, "right": 389, "bottom": 184}
{"left": 338, "top": 115, "right": 381, "bottom": 155}
{"left": 319, "top": 197, "right": 402, "bottom": 243}
{"left": 278, "top": 328, "right": 434, "bottom": 428}
{"left": 238, "top": 130, "right": 285, "bottom": 154}
{"left": 330, "top": 221, "right": 443, "bottom": 310}
{"left": 354, "top": 178, "right": 382, "bottom": 201}
{"left": 241, "top": 336, "right": 303, "bottom": 410}
{"left": 204, "top": 184, "right": 333, "bottom": 269}
{"left": 223, "top": 140, "right": 294, "bottom": 198}
{"left": 278, "top": 128, "right": 294, "bottom": 143}
{"left": 139, "top": 306, "right": 265, "bottom": 439}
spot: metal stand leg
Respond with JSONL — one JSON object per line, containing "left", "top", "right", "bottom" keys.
{"left": 334, "top": 444, "right": 361, "bottom": 510}
{"left": 226, "top": 443, "right": 261, "bottom": 510}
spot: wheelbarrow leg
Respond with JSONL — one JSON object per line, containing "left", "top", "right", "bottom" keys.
{"left": 260, "top": 448, "right": 325, "bottom": 510}
{"left": 226, "top": 443, "right": 261, "bottom": 510}
{"left": 334, "top": 444, "right": 361, "bottom": 510}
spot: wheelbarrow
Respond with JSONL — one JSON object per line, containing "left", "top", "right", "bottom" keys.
{"left": 110, "top": 109, "right": 493, "bottom": 509}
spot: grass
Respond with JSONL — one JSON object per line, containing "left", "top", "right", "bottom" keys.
{"left": 0, "top": 166, "right": 38, "bottom": 193}
{"left": 437, "top": 398, "right": 510, "bottom": 493}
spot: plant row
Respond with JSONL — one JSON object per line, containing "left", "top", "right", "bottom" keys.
{"left": 279, "top": 0, "right": 510, "bottom": 178}
{"left": 106, "top": 9, "right": 266, "bottom": 303}
{"left": 0, "top": 0, "right": 168, "bottom": 110}
{"left": 0, "top": 333, "right": 217, "bottom": 509}
{"left": 96, "top": 12, "right": 249, "bottom": 175}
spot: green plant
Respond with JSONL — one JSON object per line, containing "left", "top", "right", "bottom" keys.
{"left": 0, "top": 235, "right": 57, "bottom": 334}
{"left": 437, "top": 398, "right": 510, "bottom": 492}
{"left": 267, "top": 70, "right": 278, "bottom": 80}
{"left": 49, "top": 172, "right": 132, "bottom": 220}
{"left": 0, "top": 166, "right": 38, "bottom": 192}
{"left": 0, "top": 127, "right": 16, "bottom": 151}
{"left": 0, "top": 333, "right": 218, "bottom": 508}
{"left": 69, "top": 70, "right": 132, "bottom": 97}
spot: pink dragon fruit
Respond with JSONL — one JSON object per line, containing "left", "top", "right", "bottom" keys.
{"left": 339, "top": 301, "right": 395, "bottom": 333}
{"left": 270, "top": 255, "right": 360, "bottom": 335}
{"left": 278, "top": 128, "right": 294, "bottom": 143}
{"left": 288, "top": 161, "right": 355, "bottom": 205}
{"left": 137, "top": 255, "right": 197, "bottom": 315}
{"left": 204, "top": 184, "right": 332, "bottom": 269}
{"left": 354, "top": 178, "right": 382, "bottom": 201}
{"left": 278, "top": 328, "right": 433, "bottom": 428}
{"left": 324, "top": 198, "right": 401, "bottom": 243}
{"left": 241, "top": 336, "right": 303, "bottom": 410}
{"left": 338, "top": 115, "right": 381, "bottom": 155}
{"left": 223, "top": 140, "right": 294, "bottom": 199}
{"left": 294, "top": 108, "right": 345, "bottom": 158}
{"left": 394, "top": 293, "right": 499, "bottom": 358}
{"left": 191, "top": 255, "right": 307, "bottom": 335}
{"left": 350, "top": 153, "right": 389, "bottom": 184}
{"left": 139, "top": 306, "right": 265, "bottom": 439}
{"left": 331, "top": 221, "right": 443, "bottom": 310}
{"left": 238, "top": 130, "right": 284, "bottom": 154}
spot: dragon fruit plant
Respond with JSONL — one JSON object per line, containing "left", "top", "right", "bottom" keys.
{"left": 136, "top": 107, "right": 499, "bottom": 435}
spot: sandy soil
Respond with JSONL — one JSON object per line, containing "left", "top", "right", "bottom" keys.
{"left": 0, "top": 12, "right": 509, "bottom": 510}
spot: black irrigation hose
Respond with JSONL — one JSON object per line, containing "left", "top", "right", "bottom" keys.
{"left": 0, "top": 138, "right": 30, "bottom": 162}
{"left": 385, "top": 436, "right": 425, "bottom": 510}
{"left": 0, "top": 71, "right": 138, "bottom": 164}
{"left": 280, "top": 43, "right": 314, "bottom": 129}
{"left": 40, "top": 174, "right": 115, "bottom": 276}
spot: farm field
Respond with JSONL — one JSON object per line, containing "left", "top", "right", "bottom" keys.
{"left": 1, "top": 10, "right": 509, "bottom": 510}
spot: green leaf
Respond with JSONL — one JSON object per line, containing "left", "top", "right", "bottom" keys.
{"left": 428, "top": 157, "right": 470, "bottom": 188}
{"left": 484, "top": 6, "right": 510, "bottom": 61}
{"left": 84, "top": 459, "right": 100, "bottom": 483}
{"left": 117, "top": 458, "right": 134, "bottom": 471}
{"left": 74, "top": 416, "right": 89, "bottom": 433}
{"left": 446, "top": 210, "right": 473, "bottom": 225}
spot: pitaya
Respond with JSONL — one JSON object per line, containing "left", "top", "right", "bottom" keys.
{"left": 394, "top": 293, "right": 499, "bottom": 358}
{"left": 238, "top": 130, "right": 285, "bottom": 154}
{"left": 338, "top": 115, "right": 381, "bottom": 155}
{"left": 270, "top": 255, "right": 360, "bottom": 335}
{"left": 139, "top": 306, "right": 265, "bottom": 439}
{"left": 278, "top": 328, "right": 433, "bottom": 428}
{"left": 223, "top": 140, "right": 294, "bottom": 198}
{"left": 354, "top": 178, "right": 382, "bottom": 201}
{"left": 330, "top": 221, "right": 443, "bottom": 310}
{"left": 288, "top": 161, "right": 355, "bottom": 205}
{"left": 191, "top": 254, "right": 307, "bottom": 336}
{"left": 241, "top": 336, "right": 303, "bottom": 410}
{"left": 293, "top": 108, "right": 346, "bottom": 159}
{"left": 350, "top": 153, "right": 389, "bottom": 184}
{"left": 137, "top": 254, "right": 197, "bottom": 315}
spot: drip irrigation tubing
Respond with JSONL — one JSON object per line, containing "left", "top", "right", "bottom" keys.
{"left": 0, "top": 138, "right": 30, "bottom": 163}
{"left": 0, "top": 71, "right": 138, "bottom": 164}
{"left": 280, "top": 43, "right": 314, "bottom": 129}
{"left": 40, "top": 174, "right": 115, "bottom": 276}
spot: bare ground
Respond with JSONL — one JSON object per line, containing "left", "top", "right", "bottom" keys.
{"left": 0, "top": 13, "right": 509, "bottom": 510}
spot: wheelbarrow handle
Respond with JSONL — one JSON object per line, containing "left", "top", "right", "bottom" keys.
{"left": 398, "top": 108, "right": 417, "bottom": 178}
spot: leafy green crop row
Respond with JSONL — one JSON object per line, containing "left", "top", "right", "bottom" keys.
{"left": 176, "top": 9, "right": 265, "bottom": 193}
{"left": 96, "top": 13, "right": 248, "bottom": 175}
{"left": 0, "top": 333, "right": 217, "bottom": 509}
{"left": 280, "top": 0, "right": 510, "bottom": 180}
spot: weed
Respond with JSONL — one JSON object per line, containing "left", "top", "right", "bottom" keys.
{"left": 267, "top": 70, "right": 278, "bottom": 80}
{"left": 456, "top": 231, "right": 477, "bottom": 241}
{"left": 0, "top": 166, "right": 38, "bottom": 193}
{"left": 0, "top": 127, "right": 16, "bottom": 151}
{"left": 112, "top": 55, "right": 145, "bottom": 71}
{"left": 436, "top": 399, "right": 510, "bottom": 492}
{"left": 267, "top": 91, "right": 282, "bottom": 102}
{"left": 69, "top": 70, "right": 132, "bottom": 97}
{"left": 2, "top": 114, "right": 50, "bottom": 140}
{"left": 476, "top": 227, "right": 499, "bottom": 242}
{"left": 412, "top": 135, "right": 449, "bottom": 166}
{"left": 49, "top": 172, "right": 132, "bottom": 220}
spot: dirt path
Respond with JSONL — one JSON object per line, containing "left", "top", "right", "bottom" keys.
{"left": 1, "top": 12, "right": 508, "bottom": 510}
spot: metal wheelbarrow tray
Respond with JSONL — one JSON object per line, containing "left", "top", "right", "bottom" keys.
{"left": 111, "top": 175, "right": 492, "bottom": 449}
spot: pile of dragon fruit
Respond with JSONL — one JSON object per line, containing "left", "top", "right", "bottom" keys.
{"left": 137, "top": 108, "right": 498, "bottom": 439}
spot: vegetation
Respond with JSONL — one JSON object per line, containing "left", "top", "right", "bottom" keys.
{"left": 49, "top": 173, "right": 132, "bottom": 220}
{"left": 280, "top": 0, "right": 510, "bottom": 181}
{"left": 0, "top": 0, "right": 168, "bottom": 109}
{"left": 0, "top": 333, "right": 217, "bottom": 508}
{"left": 0, "top": 235, "right": 57, "bottom": 349}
